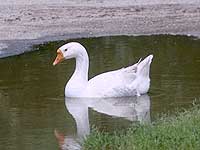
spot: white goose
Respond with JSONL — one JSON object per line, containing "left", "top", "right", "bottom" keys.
{"left": 53, "top": 42, "right": 153, "bottom": 98}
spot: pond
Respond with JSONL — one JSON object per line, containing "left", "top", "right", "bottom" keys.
{"left": 0, "top": 35, "right": 200, "bottom": 149}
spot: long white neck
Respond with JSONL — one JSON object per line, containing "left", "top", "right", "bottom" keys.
{"left": 73, "top": 52, "right": 89, "bottom": 82}
{"left": 65, "top": 44, "right": 89, "bottom": 97}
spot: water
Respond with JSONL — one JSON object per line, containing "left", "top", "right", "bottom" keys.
{"left": 0, "top": 35, "right": 200, "bottom": 149}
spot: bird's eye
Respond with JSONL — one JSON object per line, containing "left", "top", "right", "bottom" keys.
{"left": 64, "top": 49, "right": 68, "bottom": 52}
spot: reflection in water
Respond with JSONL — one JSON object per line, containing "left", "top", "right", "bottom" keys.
{"left": 54, "top": 129, "right": 81, "bottom": 150}
{"left": 55, "top": 95, "right": 150, "bottom": 150}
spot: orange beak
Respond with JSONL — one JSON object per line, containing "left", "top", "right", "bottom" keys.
{"left": 53, "top": 49, "right": 64, "bottom": 66}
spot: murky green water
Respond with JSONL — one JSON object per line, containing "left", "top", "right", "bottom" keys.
{"left": 0, "top": 35, "right": 200, "bottom": 149}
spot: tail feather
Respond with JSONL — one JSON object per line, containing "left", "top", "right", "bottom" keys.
{"left": 137, "top": 54, "right": 153, "bottom": 77}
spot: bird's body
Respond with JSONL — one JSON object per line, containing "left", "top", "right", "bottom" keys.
{"left": 53, "top": 42, "right": 153, "bottom": 98}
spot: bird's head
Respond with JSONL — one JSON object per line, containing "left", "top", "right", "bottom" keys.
{"left": 53, "top": 42, "right": 86, "bottom": 66}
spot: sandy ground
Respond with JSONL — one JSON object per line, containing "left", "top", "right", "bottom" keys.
{"left": 0, "top": 0, "right": 200, "bottom": 58}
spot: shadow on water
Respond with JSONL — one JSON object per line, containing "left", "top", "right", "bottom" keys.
{"left": 55, "top": 95, "right": 150, "bottom": 150}
{"left": 0, "top": 35, "right": 200, "bottom": 149}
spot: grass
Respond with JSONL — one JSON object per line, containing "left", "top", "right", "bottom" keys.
{"left": 83, "top": 105, "right": 200, "bottom": 150}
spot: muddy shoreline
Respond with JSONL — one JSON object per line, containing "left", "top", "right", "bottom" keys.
{"left": 0, "top": 2, "right": 200, "bottom": 58}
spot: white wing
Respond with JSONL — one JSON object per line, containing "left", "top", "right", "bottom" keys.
{"left": 84, "top": 64, "right": 138, "bottom": 97}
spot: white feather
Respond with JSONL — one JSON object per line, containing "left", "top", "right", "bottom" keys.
{"left": 58, "top": 42, "right": 153, "bottom": 98}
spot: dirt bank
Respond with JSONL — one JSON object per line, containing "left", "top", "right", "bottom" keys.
{"left": 0, "top": 1, "right": 200, "bottom": 58}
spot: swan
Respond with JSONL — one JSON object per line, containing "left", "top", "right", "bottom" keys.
{"left": 53, "top": 42, "right": 153, "bottom": 98}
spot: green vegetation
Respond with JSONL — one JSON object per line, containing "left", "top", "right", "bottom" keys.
{"left": 83, "top": 105, "right": 200, "bottom": 150}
